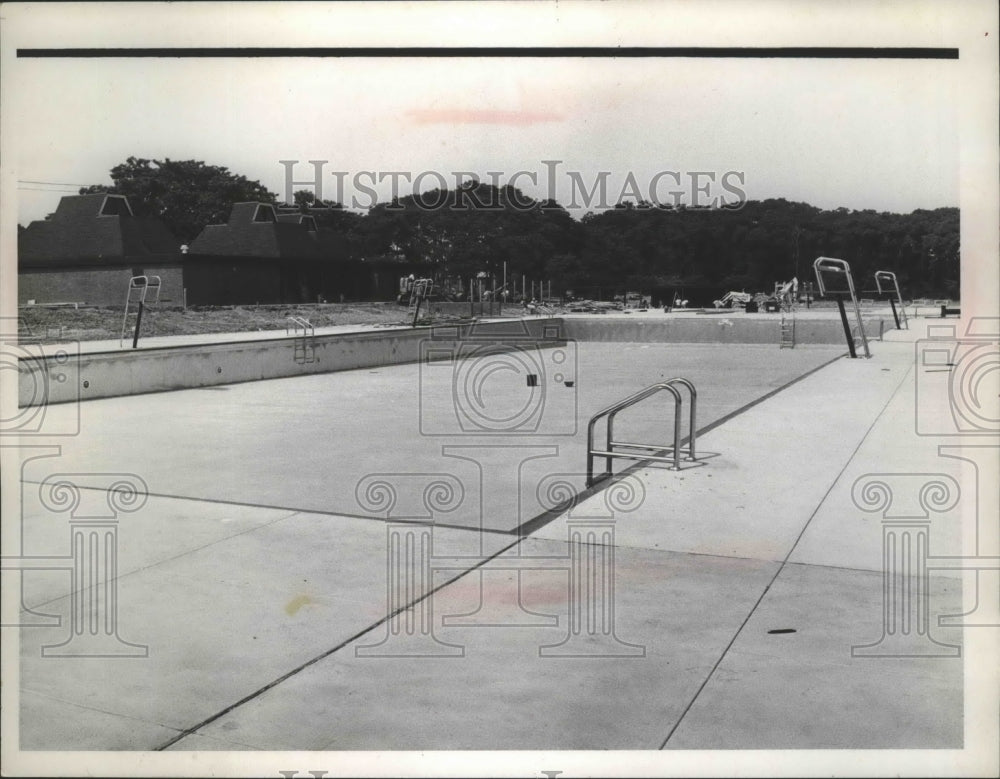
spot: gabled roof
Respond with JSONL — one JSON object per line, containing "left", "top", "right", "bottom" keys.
{"left": 19, "top": 193, "right": 181, "bottom": 267}
{"left": 189, "top": 202, "right": 330, "bottom": 260}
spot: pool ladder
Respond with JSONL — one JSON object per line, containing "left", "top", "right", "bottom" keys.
{"left": 120, "top": 275, "right": 162, "bottom": 348}
{"left": 780, "top": 312, "right": 796, "bottom": 349}
{"left": 874, "top": 270, "right": 909, "bottom": 330}
{"left": 586, "top": 378, "right": 697, "bottom": 487}
{"left": 286, "top": 316, "right": 316, "bottom": 363}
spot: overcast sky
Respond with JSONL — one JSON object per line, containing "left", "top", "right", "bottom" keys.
{"left": 14, "top": 52, "right": 959, "bottom": 224}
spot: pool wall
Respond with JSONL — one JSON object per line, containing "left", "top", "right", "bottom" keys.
{"left": 16, "top": 315, "right": 887, "bottom": 406}
{"left": 562, "top": 316, "right": 886, "bottom": 344}
{"left": 16, "top": 318, "right": 566, "bottom": 405}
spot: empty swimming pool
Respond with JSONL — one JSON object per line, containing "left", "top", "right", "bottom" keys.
{"left": 21, "top": 337, "right": 844, "bottom": 534}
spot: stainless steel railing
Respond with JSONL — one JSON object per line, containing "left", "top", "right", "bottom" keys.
{"left": 813, "top": 257, "right": 872, "bottom": 358}
{"left": 875, "top": 270, "right": 909, "bottom": 330}
{"left": 286, "top": 316, "right": 316, "bottom": 364}
{"left": 586, "top": 378, "right": 697, "bottom": 487}
{"left": 285, "top": 315, "right": 314, "bottom": 337}
{"left": 120, "top": 275, "right": 162, "bottom": 348}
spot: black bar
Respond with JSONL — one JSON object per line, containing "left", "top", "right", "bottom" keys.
{"left": 132, "top": 301, "right": 144, "bottom": 349}
{"left": 17, "top": 46, "right": 960, "bottom": 60}
{"left": 411, "top": 294, "right": 422, "bottom": 328}
{"left": 889, "top": 298, "right": 901, "bottom": 330}
{"left": 836, "top": 297, "right": 856, "bottom": 358}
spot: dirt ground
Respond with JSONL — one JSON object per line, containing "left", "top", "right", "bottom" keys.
{"left": 14, "top": 300, "right": 566, "bottom": 344}
{"left": 15, "top": 302, "right": 434, "bottom": 343}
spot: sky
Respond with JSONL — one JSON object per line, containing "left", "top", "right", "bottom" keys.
{"left": 13, "top": 53, "right": 960, "bottom": 225}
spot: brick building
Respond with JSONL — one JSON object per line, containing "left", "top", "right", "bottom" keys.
{"left": 186, "top": 202, "right": 425, "bottom": 304}
{"left": 18, "top": 193, "right": 183, "bottom": 306}
{"left": 19, "top": 195, "right": 428, "bottom": 307}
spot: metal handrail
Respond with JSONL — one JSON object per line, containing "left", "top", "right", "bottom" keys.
{"left": 286, "top": 315, "right": 314, "bottom": 337}
{"left": 813, "top": 257, "right": 871, "bottom": 358}
{"left": 586, "top": 377, "right": 697, "bottom": 487}
{"left": 120, "top": 275, "right": 162, "bottom": 348}
{"left": 874, "top": 270, "right": 909, "bottom": 330}
{"left": 813, "top": 257, "right": 856, "bottom": 297}
{"left": 286, "top": 316, "right": 316, "bottom": 364}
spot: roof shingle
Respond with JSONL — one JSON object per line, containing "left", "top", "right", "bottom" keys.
{"left": 19, "top": 193, "right": 181, "bottom": 267}
{"left": 189, "top": 202, "right": 335, "bottom": 260}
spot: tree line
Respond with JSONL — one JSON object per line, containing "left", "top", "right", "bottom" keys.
{"left": 75, "top": 157, "right": 958, "bottom": 299}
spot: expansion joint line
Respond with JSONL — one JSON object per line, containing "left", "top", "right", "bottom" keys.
{"left": 152, "top": 533, "right": 524, "bottom": 750}
{"left": 658, "top": 360, "right": 915, "bottom": 749}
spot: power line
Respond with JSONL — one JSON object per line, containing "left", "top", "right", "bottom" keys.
{"left": 18, "top": 179, "right": 96, "bottom": 186}
{"left": 18, "top": 186, "right": 81, "bottom": 193}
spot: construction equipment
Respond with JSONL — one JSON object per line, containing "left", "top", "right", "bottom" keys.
{"left": 753, "top": 278, "right": 799, "bottom": 313}
{"left": 774, "top": 277, "right": 798, "bottom": 311}
{"left": 397, "top": 275, "right": 435, "bottom": 306}
{"left": 621, "top": 291, "right": 651, "bottom": 309}
{"left": 713, "top": 291, "right": 753, "bottom": 309}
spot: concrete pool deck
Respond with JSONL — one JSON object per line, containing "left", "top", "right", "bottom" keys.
{"left": 6, "top": 314, "right": 998, "bottom": 774}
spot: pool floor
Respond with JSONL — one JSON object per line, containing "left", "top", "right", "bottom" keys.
{"left": 20, "top": 342, "right": 845, "bottom": 534}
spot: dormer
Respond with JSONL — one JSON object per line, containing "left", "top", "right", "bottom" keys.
{"left": 99, "top": 194, "right": 134, "bottom": 217}
{"left": 253, "top": 203, "right": 276, "bottom": 222}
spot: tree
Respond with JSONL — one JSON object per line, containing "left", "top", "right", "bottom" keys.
{"left": 353, "top": 183, "right": 584, "bottom": 288}
{"left": 80, "top": 156, "right": 278, "bottom": 242}
{"left": 569, "top": 198, "right": 958, "bottom": 298}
